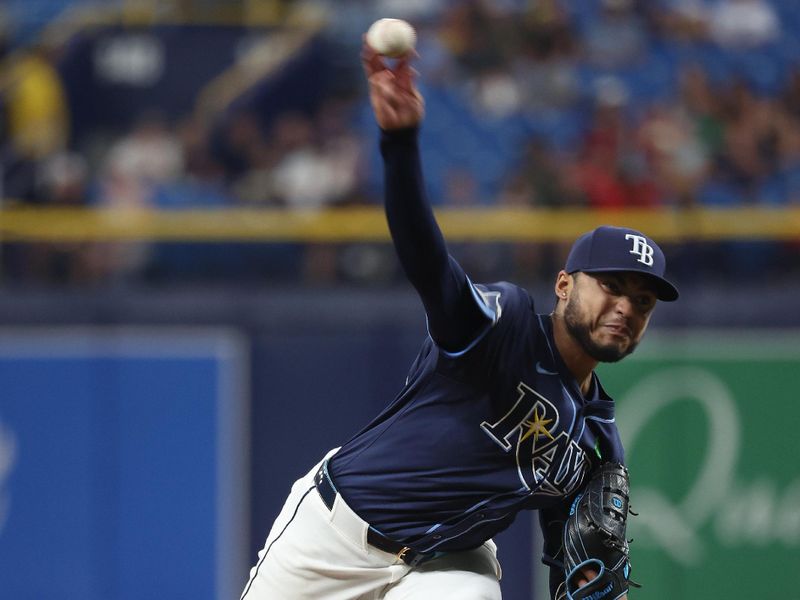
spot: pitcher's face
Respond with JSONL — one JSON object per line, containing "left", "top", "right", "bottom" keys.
{"left": 563, "top": 272, "right": 657, "bottom": 363}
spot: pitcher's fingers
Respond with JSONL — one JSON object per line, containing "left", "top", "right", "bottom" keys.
{"left": 396, "top": 65, "right": 420, "bottom": 94}
{"left": 394, "top": 58, "right": 411, "bottom": 91}
{"left": 393, "top": 50, "right": 416, "bottom": 73}
{"left": 361, "top": 38, "right": 388, "bottom": 78}
{"left": 368, "top": 70, "right": 397, "bottom": 101}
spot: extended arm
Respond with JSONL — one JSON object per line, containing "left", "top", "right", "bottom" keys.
{"left": 364, "top": 44, "right": 492, "bottom": 351}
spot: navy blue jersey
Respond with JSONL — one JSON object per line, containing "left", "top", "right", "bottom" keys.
{"left": 329, "top": 281, "right": 625, "bottom": 554}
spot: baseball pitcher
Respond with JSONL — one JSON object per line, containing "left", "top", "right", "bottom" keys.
{"left": 241, "top": 41, "right": 679, "bottom": 600}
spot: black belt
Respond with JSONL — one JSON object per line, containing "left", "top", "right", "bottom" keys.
{"left": 314, "top": 462, "right": 434, "bottom": 567}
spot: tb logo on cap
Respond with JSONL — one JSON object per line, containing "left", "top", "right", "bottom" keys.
{"left": 625, "top": 234, "right": 654, "bottom": 266}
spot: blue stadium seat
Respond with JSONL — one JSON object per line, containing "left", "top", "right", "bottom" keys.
{"left": 780, "top": 164, "right": 800, "bottom": 202}
{"left": 694, "top": 43, "right": 736, "bottom": 86}
{"left": 6, "top": 0, "right": 88, "bottom": 44}
{"left": 736, "top": 48, "right": 785, "bottom": 95}
{"left": 697, "top": 179, "right": 745, "bottom": 206}
{"left": 756, "top": 174, "right": 789, "bottom": 205}
{"left": 154, "top": 183, "right": 229, "bottom": 209}
{"left": 568, "top": 0, "right": 604, "bottom": 35}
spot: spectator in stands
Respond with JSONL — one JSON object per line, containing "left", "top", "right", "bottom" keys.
{"left": 512, "top": 0, "right": 580, "bottom": 112}
{"left": 636, "top": 66, "right": 722, "bottom": 204}
{"left": 679, "top": 65, "right": 725, "bottom": 164}
{"left": 708, "top": 0, "right": 780, "bottom": 48}
{"left": 0, "top": 38, "right": 69, "bottom": 205}
{"left": 654, "top": 0, "right": 780, "bottom": 47}
{"left": 575, "top": 78, "right": 661, "bottom": 208}
{"left": 583, "top": 0, "right": 648, "bottom": 68}
{"left": 101, "top": 111, "right": 184, "bottom": 209}
{"left": 2, "top": 151, "right": 105, "bottom": 284}
{"left": 0, "top": 43, "right": 68, "bottom": 165}
{"left": 93, "top": 111, "right": 183, "bottom": 280}
{"left": 652, "top": 0, "right": 710, "bottom": 41}
{"left": 313, "top": 97, "right": 368, "bottom": 205}
{"left": 177, "top": 113, "right": 225, "bottom": 185}
{"left": 437, "top": 1, "right": 526, "bottom": 118}
{"left": 253, "top": 102, "right": 367, "bottom": 282}
{"left": 637, "top": 102, "right": 710, "bottom": 204}
{"left": 500, "top": 139, "right": 584, "bottom": 208}
{"left": 469, "top": 67, "right": 523, "bottom": 118}
{"left": 782, "top": 67, "right": 800, "bottom": 121}
{"left": 412, "top": 19, "right": 459, "bottom": 86}
{"left": 26, "top": 152, "right": 98, "bottom": 283}
{"left": 439, "top": 0, "right": 510, "bottom": 77}
{"left": 713, "top": 80, "right": 775, "bottom": 195}
{"left": 224, "top": 111, "right": 282, "bottom": 205}
{"left": 777, "top": 71, "right": 800, "bottom": 200}
{"left": 268, "top": 107, "right": 363, "bottom": 210}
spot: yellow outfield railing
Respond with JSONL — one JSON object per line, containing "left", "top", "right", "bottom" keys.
{"left": 0, "top": 207, "right": 799, "bottom": 243}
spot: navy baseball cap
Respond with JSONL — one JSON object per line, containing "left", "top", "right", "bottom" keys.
{"left": 565, "top": 226, "right": 679, "bottom": 301}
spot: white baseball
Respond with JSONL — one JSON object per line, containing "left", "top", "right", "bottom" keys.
{"left": 366, "top": 18, "right": 416, "bottom": 58}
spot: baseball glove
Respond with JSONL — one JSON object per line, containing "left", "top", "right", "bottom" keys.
{"left": 561, "top": 462, "right": 638, "bottom": 599}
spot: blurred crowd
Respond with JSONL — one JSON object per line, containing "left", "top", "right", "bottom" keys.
{"left": 0, "top": 0, "right": 798, "bottom": 286}
{"left": 450, "top": 0, "right": 800, "bottom": 210}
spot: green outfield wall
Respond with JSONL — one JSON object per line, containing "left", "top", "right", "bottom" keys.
{"left": 597, "top": 332, "right": 800, "bottom": 598}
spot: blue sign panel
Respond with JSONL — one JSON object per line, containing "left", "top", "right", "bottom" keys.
{"left": 0, "top": 329, "right": 248, "bottom": 600}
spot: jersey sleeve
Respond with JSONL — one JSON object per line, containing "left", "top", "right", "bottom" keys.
{"left": 436, "top": 281, "right": 536, "bottom": 387}
{"left": 381, "top": 127, "right": 494, "bottom": 354}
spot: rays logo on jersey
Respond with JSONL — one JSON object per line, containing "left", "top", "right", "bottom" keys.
{"left": 474, "top": 285, "right": 502, "bottom": 322}
{"left": 481, "top": 382, "right": 588, "bottom": 496}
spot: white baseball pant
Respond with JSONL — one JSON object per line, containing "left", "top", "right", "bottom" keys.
{"left": 241, "top": 449, "right": 503, "bottom": 599}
